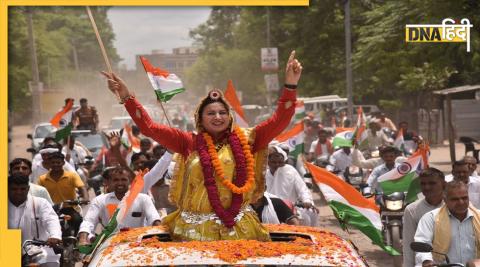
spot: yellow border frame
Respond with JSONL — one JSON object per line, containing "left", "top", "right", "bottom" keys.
{"left": 1, "top": 0, "right": 308, "bottom": 266}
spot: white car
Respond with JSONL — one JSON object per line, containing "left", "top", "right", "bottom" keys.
{"left": 27, "top": 122, "right": 57, "bottom": 152}
{"left": 87, "top": 224, "right": 367, "bottom": 266}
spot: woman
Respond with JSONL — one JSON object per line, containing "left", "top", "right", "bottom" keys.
{"left": 102, "top": 51, "right": 302, "bottom": 241}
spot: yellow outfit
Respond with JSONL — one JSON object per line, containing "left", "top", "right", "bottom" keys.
{"left": 38, "top": 171, "right": 84, "bottom": 205}
{"left": 164, "top": 128, "right": 270, "bottom": 241}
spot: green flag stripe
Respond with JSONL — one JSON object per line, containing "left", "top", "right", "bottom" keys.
{"left": 155, "top": 87, "right": 185, "bottom": 102}
{"left": 329, "top": 200, "right": 400, "bottom": 256}
{"left": 290, "top": 143, "right": 304, "bottom": 158}
{"left": 332, "top": 137, "right": 352, "bottom": 148}
{"left": 379, "top": 172, "right": 417, "bottom": 196}
{"left": 54, "top": 123, "right": 73, "bottom": 142}
{"left": 406, "top": 177, "right": 421, "bottom": 203}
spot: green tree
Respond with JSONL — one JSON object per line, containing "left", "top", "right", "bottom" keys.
{"left": 8, "top": 7, "right": 120, "bottom": 116}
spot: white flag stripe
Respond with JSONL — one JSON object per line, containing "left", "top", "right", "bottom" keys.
{"left": 148, "top": 73, "right": 183, "bottom": 92}
{"left": 319, "top": 183, "right": 383, "bottom": 230}
{"left": 377, "top": 155, "right": 422, "bottom": 183}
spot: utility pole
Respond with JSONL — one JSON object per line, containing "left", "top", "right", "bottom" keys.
{"left": 26, "top": 7, "right": 42, "bottom": 124}
{"left": 344, "top": 0, "right": 354, "bottom": 122}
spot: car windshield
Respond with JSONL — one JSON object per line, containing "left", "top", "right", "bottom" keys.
{"left": 34, "top": 125, "right": 56, "bottom": 139}
{"left": 75, "top": 134, "right": 105, "bottom": 150}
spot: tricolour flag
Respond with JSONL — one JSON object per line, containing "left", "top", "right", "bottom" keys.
{"left": 332, "top": 130, "right": 354, "bottom": 149}
{"left": 378, "top": 153, "right": 424, "bottom": 203}
{"left": 352, "top": 107, "right": 368, "bottom": 148}
{"left": 140, "top": 56, "right": 185, "bottom": 102}
{"left": 275, "top": 120, "right": 304, "bottom": 158}
{"left": 224, "top": 80, "right": 248, "bottom": 128}
{"left": 294, "top": 100, "right": 305, "bottom": 122}
{"left": 121, "top": 123, "right": 140, "bottom": 153}
{"left": 305, "top": 162, "right": 400, "bottom": 255}
{"left": 52, "top": 99, "right": 74, "bottom": 142}
{"left": 50, "top": 99, "right": 74, "bottom": 128}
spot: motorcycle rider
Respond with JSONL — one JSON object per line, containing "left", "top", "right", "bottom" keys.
{"left": 8, "top": 174, "right": 62, "bottom": 263}
{"left": 308, "top": 129, "right": 333, "bottom": 166}
{"left": 327, "top": 145, "right": 352, "bottom": 180}
{"left": 362, "top": 121, "right": 392, "bottom": 152}
{"left": 366, "top": 146, "right": 401, "bottom": 196}
{"left": 403, "top": 168, "right": 446, "bottom": 267}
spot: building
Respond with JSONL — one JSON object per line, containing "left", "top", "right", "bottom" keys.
{"left": 136, "top": 47, "right": 198, "bottom": 78}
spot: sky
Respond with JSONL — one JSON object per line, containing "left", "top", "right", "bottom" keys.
{"left": 107, "top": 7, "right": 211, "bottom": 70}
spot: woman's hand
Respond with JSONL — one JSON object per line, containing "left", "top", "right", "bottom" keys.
{"left": 101, "top": 71, "right": 131, "bottom": 99}
{"left": 284, "top": 50, "right": 303, "bottom": 86}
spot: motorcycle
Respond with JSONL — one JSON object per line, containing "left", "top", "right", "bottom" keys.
{"left": 379, "top": 191, "right": 406, "bottom": 267}
{"left": 53, "top": 199, "right": 90, "bottom": 267}
{"left": 22, "top": 240, "right": 62, "bottom": 267}
{"left": 344, "top": 166, "right": 365, "bottom": 191}
{"left": 410, "top": 242, "right": 467, "bottom": 267}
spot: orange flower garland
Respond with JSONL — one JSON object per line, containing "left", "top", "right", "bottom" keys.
{"left": 202, "top": 126, "right": 255, "bottom": 194}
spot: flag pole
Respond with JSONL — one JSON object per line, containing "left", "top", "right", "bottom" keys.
{"left": 157, "top": 100, "right": 173, "bottom": 127}
{"left": 85, "top": 6, "right": 120, "bottom": 101}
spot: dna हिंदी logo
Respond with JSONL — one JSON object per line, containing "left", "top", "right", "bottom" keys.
{"left": 405, "top": 18, "right": 473, "bottom": 52}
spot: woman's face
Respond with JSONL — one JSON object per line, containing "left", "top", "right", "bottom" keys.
{"left": 201, "top": 102, "right": 230, "bottom": 136}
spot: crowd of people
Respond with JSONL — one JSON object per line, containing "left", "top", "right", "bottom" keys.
{"left": 8, "top": 50, "right": 480, "bottom": 267}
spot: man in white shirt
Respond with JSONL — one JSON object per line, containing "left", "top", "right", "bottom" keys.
{"left": 327, "top": 146, "right": 352, "bottom": 179}
{"left": 9, "top": 158, "right": 53, "bottom": 204}
{"left": 308, "top": 129, "right": 333, "bottom": 163}
{"left": 366, "top": 146, "right": 401, "bottom": 193}
{"left": 414, "top": 181, "right": 480, "bottom": 267}
{"left": 445, "top": 160, "right": 480, "bottom": 208}
{"left": 362, "top": 121, "right": 391, "bottom": 152}
{"left": 8, "top": 174, "right": 61, "bottom": 248}
{"left": 78, "top": 165, "right": 161, "bottom": 245}
{"left": 266, "top": 146, "right": 319, "bottom": 226}
{"left": 403, "top": 168, "right": 446, "bottom": 267}
{"left": 62, "top": 135, "right": 88, "bottom": 167}
{"left": 464, "top": 155, "right": 479, "bottom": 178}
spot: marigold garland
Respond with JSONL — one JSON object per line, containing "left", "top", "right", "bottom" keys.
{"left": 202, "top": 126, "right": 255, "bottom": 194}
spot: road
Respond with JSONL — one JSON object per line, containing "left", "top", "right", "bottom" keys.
{"left": 8, "top": 124, "right": 477, "bottom": 266}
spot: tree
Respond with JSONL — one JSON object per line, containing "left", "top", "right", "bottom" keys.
{"left": 8, "top": 7, "right": 120, "bottom": 116}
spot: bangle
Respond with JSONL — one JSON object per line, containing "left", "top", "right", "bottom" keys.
{"left": 119, "top": 95, "right": 134, "bottom": 104}
{"left": 284, "top": 84, "right": 297, "bottom": 89}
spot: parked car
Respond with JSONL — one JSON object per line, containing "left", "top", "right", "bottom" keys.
{"left": 85, "top": 224, "right": 368, "bottom": 266}
{"left": 27, "top": 122, "right": 57, "bottom": 152}
{"left": 70, "top": 130, "right": 109, "bottom": 160}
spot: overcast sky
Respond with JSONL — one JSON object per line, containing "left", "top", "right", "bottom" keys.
{"left": 107, "top": 7, "right": 211, "bottom": 70}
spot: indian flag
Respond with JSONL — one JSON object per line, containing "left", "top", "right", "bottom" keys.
{"left": 352, "top": 107, "right": 368, "bottom": 148}
{"left": 50, "top": 99, "right": 74, "bottom": 128}
{"left": 332, "top": 130, "right": 354, "bottom": 149}
{"left": 121, "top": 123, "right": 140, "bottom": 153}
{"left": 305, "top": 162, "right": 400, "bottom": 255}
{"left": 378, "top": 154, "right": 424, "bottom": 203}
{"left": 140, "top": 56, "right": 185, "bottom": 102}
{"left": 294, "top": 100, "right": 305, "bottom": 122}
{"left": 51, "top": 99, "right": 74, "bottom": 142}
{"left": 224, "top": 80, "right": 248, "bottom": 128}
{"left": 275, "top": 120, "right": 304, "bottom": 158}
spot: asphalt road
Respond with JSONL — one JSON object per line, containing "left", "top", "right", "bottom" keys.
{"left": 9, "top": 124, "right": 478, "bottom": 267}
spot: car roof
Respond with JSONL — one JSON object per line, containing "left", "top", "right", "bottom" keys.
{"left": 88, "top": 224, "right": 367, "bottom": 266}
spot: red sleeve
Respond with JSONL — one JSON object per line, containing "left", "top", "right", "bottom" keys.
{"left": 124, "top": 97, "right": 193, "bottom": 156}
{"left": 253, "top": 88, "right": 296, "bottom": 152}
